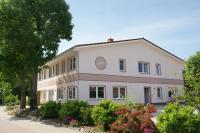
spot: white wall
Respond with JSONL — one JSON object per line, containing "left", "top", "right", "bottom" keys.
{"left": 78, "top": 40, "right": 184, "bottom": 80}
{"left": 78, "top": 80, "right": 183, "bottom": 105}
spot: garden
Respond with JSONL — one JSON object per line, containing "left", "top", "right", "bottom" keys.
{"left": 24, "top": 99, "right": 199, "bottom": 133}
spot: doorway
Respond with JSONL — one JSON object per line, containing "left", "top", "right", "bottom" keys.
{"left": 144, "top": 87, "right": 151, "bottom": 104}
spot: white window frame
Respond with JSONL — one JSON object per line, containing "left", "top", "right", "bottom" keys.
{"left": 157, "top": 87, "right": 163, "bottom": 99}
{"left": 57, "top": 88, "right": 64, "bottom": 100}
{"left": 52, "top": 66, "right": 55, "bottom": 76}
{"left": 119, "top": 59, "right": 126, "bottom": 72}
{"left": 168, "top": 87, "right": 177, "bottom": 98}
{"left": 113, "top": 86, "right": 127, "bottom": 99}
{"left": 48, "top": 90, "right": 54, "bottom": 101}
{"left": 44, "top": 69, "right": 46, "bottom": 79}
{"left": 89, "top": 86, "right": 105, "bottom": 99}
{"left": 67, "top": 57, "right": 76, "bottom": 71}
{"left": 156, "top": 63, "right": 161, "bottom": 75}
{"left": 56, "top": 63, "right": 59, "bottom": 75}
{"left": 68, "top": 86, "right": 76, "bottom": 100}
{"left": 61, "top": 60, "right": 65, "bottom": 74}
{"left": 138, "top": 61, "right": 150, "bottom": 74}
{"left": 49, "top": 67, "right": 52, "bottom": 77}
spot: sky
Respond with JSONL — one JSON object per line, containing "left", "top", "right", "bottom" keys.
{"left": 58, "top": 0, "right": 200, "bottom": 60}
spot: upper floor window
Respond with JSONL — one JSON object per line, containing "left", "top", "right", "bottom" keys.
{"left": 67, "top": 57, "right": 76, "bottom": 71}
{"left": 56, "top": 63, "right": 59, "bottom": 75}
{"left": 119, "top": 59, "right": 126, "bottom": 72}
{"left": 138, "top": 62, "right": 150, "bottom": 74}
{"left": 38, "top": 72, "right": 42, "bottom": 81}
{"left": 89, "top": 86, "right": 105, "bottom": 99}
{"left": 68, "top": 86, "right": 76, "bottom": 100}
{"left": 61, "top": 60, "right": 65, "bottom": 74}
{"left": 156, "top": 63, "right": 161, "bottom": 75}
{"left": 113, "top": 86, "right": 126, "bottom": 99}
{"left": 44, "top": 69, "right": 46, "bottom": 79}
{"left": 41, "top": 71, "right": 43, "bottom": 80}
{"left": 52, "top": 66, "right": 55, "bottom": 76}
{"left": 49, "top": 67, "right": 52, "bottom": 77}
{"left": 157, "top": 87, "right": 163, "bottom": 99}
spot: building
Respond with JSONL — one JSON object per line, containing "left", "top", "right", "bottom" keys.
{"left": 37, "top": 38, "right": 184, "bottom": 105}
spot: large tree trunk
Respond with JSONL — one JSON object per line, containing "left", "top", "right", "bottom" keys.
{"left": 20, "top": 70, "right": 26, "bottom": 109}
{"left": 30, "top": 72, "right": 38, "bottom": 110}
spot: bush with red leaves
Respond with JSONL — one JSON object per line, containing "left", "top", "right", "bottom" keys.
{"left": 110, "top": 104, "right": 157, "bottom": 133}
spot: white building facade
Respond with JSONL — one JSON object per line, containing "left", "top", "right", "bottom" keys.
{"left": 37, "top": 38, "right": 184, "bottom": 105}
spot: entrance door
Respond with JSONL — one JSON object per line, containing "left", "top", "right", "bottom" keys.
{"left": 144, "top": 87, "right": 151, "bottom": 104}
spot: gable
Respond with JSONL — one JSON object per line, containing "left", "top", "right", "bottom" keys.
{"left": 76, "top": 38, "right": 184, "bottom": 65}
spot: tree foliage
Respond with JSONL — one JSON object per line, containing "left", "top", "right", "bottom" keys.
{"left": 157, "top": 103, "right": 200, "bottom": 133}
{"left": 184, "top": 51, "right": 200, "bottom": 111}
{"left": 0, "top": 0, "right": 73, "bottom": 109}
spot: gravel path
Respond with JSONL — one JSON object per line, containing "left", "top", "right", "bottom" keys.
{"left": 0, "top": 106, "right": 81, "bottom": 133}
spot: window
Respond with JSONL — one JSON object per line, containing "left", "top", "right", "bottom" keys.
{"left": 119, "top": 59, "right": 126, "bottom": 72}
{"left": 49, "top": 67, "right": 52, "bottom": 77}
{"left": 43, "top": 91, "right": 46, "bottom": 101}
{"left": 56, "top": 63, "right": 59, "bottom": 75}
{"left": 168, "top": 87, "right": 176, "bottom": 98}
{"left": 138, "top": 62, "right": 150, "bottom": 74}
{"left": 52, "top": 66, "right": 55, "bottom": 76}
{"left": 68, "top": 86, "right": 76, "bottom": 100}
{"left": 44, "top": 69, "right": 46, "bottom": 79}
{"left": 48, "top": 90, "right": 54, "bottom": 101}
{"left": 38, "top": 72, "right": 42, "bottom": 81}
{"left": 89, "top": 86, "right": 105, "bottom": 99}
{"left": 157, "top": 87, "right": 163, "bottom": 98}
{"left": 41, "top": 71, "right": 43, "bottom": 80}
{"left": 113, "top": 86, "right": 126, "bottom": 99}
{"left": 67, "top": 57, "right": 76, "bottom": 71}
{"left": 57, "top": 88, "right": 63, "bottom": 100}
{"left": 156, "top": 64, "right": 161, "bottom": 75}
{"left": 61, "top": 60, "right": 65, "bottom": 73}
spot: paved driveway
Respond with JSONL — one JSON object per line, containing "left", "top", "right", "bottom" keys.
{"left": 0, "top": 106, "right": 81, "bottom": 133}
{"left": 152, "top": 105, "right": 165, "bottom": 124}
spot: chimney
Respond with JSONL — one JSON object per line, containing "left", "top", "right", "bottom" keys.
{"left": 107, "top": 37, "right": 114, "bottom": 43}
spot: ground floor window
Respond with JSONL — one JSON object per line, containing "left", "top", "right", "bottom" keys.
{"left": 89, "top": 86, "right": 105, "bottom": 99}
{"left": 57, "top": 88, "right": 64, "bottom": 100}
{"left": 68, "top": 86, "right": 76, "bottom": 100}
{"left": 48, "top": 90, "right": 54, "bottom": 101}
{"left": 157, "top": 87, "right": 163, "bottom": 99}
{"left": 43, "top": 91, "right": 46, "bottom": 101}
{"left": 168, "top": 87, "right": 177, "bottom": 98}
{"left": 113, "top": 86, "right": 126, "bottom": 99}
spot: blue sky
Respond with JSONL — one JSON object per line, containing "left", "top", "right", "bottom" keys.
{"left": 59, "top": 0, "right": 200, "bottom": 60}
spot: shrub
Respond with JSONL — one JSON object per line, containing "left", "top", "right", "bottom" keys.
{"left": 111, "top": 104, "right": 157, "bottom": 133}
{"left": 157, "top": 103, "right": 200, "bottom": 133}
{"left": 40, "top": 101, "right": 60, "bottom": 118}
{"left": 91, "top": 100, "right": 119, "bottom": 130}
{"left": 63, "top": 116, "right": 74, "bottom": 125}
{"left": 58, "top": 100, "right": 89, "bottom": 122}
{"left": 4, "top": 94, "right": 19, "bottom": 106}
{"left": 80, "top": 106, "right": 94, "bottom": 125}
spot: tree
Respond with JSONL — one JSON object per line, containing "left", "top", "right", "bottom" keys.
{"left": 184, "top": 51, "right": 200, "bottom": 111}
{"left": 0, "top": 0, "right": 73, "bottom": 109}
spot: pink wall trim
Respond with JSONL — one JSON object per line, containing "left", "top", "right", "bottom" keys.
{"left": 78, "top": 73, "right": 184, "bottom": 85}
